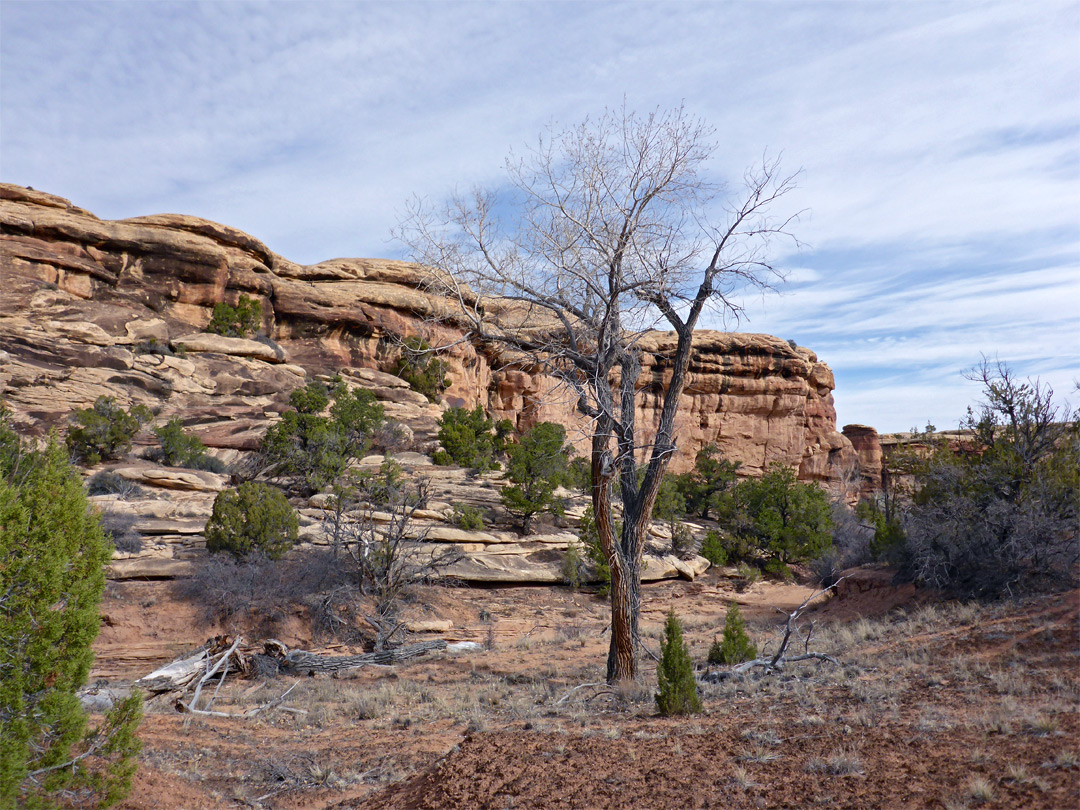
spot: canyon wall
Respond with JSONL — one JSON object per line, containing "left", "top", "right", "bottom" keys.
{"left": 0, "top": 183, "right": 855, "bottom": 484}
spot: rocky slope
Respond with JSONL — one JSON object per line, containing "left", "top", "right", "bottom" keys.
{"left": 0, "top": 183, "right": 857, "bottom": 581}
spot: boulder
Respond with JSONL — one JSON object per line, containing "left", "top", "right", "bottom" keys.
{"left": 107, "top": 558, "right": 195, "bottom": 579}
{"left": 112, "top": 466, "right": 229, "bottom": 492}
{"left": 170, "top": 333, "right": 288, "bottom": 363}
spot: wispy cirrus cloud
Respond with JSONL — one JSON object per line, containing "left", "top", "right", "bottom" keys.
{"left": 1, "top": 0, "right": 1076, "bottom": 432}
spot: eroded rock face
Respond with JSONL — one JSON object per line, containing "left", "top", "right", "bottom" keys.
{"left": 843, "top": 424, "right": 883, "bottom": 494}
{"left": 1, "top": 182, "right": 863, "bottom": 583}
{"left": 1, "top": 182, "right": 854, "bottom": 483}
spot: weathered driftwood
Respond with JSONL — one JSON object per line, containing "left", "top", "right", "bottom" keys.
{"left": 282, "top": 639, "right": 448, "bottom": 675}
{"left": 135, "top": 636, "right": 244, "bottom": 694}
{"left": 701, "top": 578, "right": 847, "bottom": 682}
{"left": 135, "top": 635, "right": 451, "bottom": 697}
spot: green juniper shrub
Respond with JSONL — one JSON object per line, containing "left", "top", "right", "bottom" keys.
{"left": 150, "top": 417, "right": 225, "bottom": 471}
{"left": 763, "top": 557, "right": 796, "bottom": 582}
{"left": 500, "top": 422, "right": 574, "bottom": 533}
{"left": 670, "top": 523, "right": 696, "bottom": 560}
{"left": 66, "top": 396, "right": 153, "bottom": 466}
{"left": 261, "top": 379, "right": 384, "bottom": 494}
{"left": 329, "top": 380, "right": 385, "bottom": 441}
{"left": 858, "top": 498, "right": 906, "bottom": 563}
{"left": 653, "top": 474, "right": 689, "bottom": 557}
{"left": 354, "top": 456, "right": 409, "bottom": 506}
{"left": 450, "top": 503, "right": 485, "bottom": 531}
{"left": 708, "top": 602, "right": 757, "bottom": 665}
{"left": 494, "top": 419, "right": 515, "bottom": 454}
{"left": 700, "top": 530, "right": 728, "bottom": 567}
{"left": 393, "top": 337, "right": 452, "bottom": 403}
{"left": 676, "top": 443, "right": 741, "bottom": 520}
{"left": 700, "top": 529, "right": 756, "bottom": 568}
{"left": 578, "top": 505, "right": 612, "bottom": 597}
{"left": 656, "top": 609, "right": 702, "bottom": 716}
{"left": 735, "top": 561, "right": 761, "bottom": 587}
{"left": 0, "top": 424, "right": 142, "bottom": 808}
{"left": 721, "top": 464, "right": 833, "bottom": 570}
{"left": 205, "top": 293, "right": 262, "bottom": 338}
{"left": 204, "top": 482, "right": 299, "bottom": 560}
{"left": 0, "top": 406, "right": 25, "bottom": 483}
{"left": 566, "top": 456, "right": 591, "bottom": 494}
{"left": 433, "top": 405, "right": 500, "bottom": 471}
{"left": 561, "top": 540, "right": 586, "bottom": 590}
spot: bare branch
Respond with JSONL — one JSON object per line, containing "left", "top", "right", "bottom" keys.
{"left": 396, "top": 105, "right": 798, "bottom": 682}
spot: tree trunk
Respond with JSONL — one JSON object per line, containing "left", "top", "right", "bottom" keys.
{"left": 605, "top": 550, "right": 640, "bottom": 683}
{"left": 592, "top": 440, "right": 638, "bottom": 683}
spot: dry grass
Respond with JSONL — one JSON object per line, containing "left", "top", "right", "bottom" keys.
{"left": 965, "top": 775, "right": 995, "bottom": 803}
{"left": 806, "top": 747, "right": 864, "bottom": 776}
{"left": 106, "top": 579, "right": 1079, "bottom": 810}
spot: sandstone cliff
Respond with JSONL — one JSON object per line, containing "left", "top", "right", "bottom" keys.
{"left": 0, "top": 182, "right": 862, "bottom": 582}
{"left": 0, "top": 182, "right": 854, "bottom": 483}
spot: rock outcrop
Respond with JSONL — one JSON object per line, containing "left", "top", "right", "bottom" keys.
{"left": 1, "top": 182, "right": 857, "bottom": 582}
{"left": 0, "top": 183, "right": 854, "bottom": 478}
{"left": 842, "top": 424, "right": 883, "bottom": 494}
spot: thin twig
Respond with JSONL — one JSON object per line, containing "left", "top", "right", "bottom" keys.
{"left": 638, "top": 639, "right": 661, "bottom": 663}
{"left": 554, "top": 681, "right": 608, "bottom": 705}
{"left": 180, "top": 679, "right": 306, "bottom": 719}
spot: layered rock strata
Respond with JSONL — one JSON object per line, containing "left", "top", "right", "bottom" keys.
{"left": 0, "top": 183, "right": 853, "bottom": 478}
{"left": 1, "top": 183, "right": 856, "bottom": 581}
{"left": 842, "top": 424, "right": 883, "bottom": 494}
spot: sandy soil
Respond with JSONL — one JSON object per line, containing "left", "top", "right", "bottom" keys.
{"left": 94, "top": 572, "right": 1079, "bottom": 810}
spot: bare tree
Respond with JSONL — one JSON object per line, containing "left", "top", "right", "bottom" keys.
{"left": 902, "top": 360, "right": 1079, "bottom": 597}
{"left": 398, "top": 105, "right": 798, "bottom": 682}
{"left": 339, "top": 463, "right": 462, "bottom": 616}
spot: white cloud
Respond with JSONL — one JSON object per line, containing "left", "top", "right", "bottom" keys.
{"left": 1, "top": 0, "right": 1077, "bottom": 435}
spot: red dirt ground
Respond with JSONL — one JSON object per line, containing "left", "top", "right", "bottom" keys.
{"left": 96, "top": 572, "right": 1079, "bottom": 810}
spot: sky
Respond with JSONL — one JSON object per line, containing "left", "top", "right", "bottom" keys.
{"left": 2, "top": 0, "right": 1077, "bottom": 432}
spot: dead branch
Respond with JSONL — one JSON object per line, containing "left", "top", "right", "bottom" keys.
{"left": 364, "top": 614, "right": 407, "bottom": 650}
{"left": 179, "top": 636, "right": 243, "bottom": 714}
{"left": 138, "top": 634, "right": 455, "bottom": 719}
{"left": 281, "top": 639, "right": 447, "bottom": 674}
{"left": 638, "top": 639, "right": 661, "bottom": 664}
{"left": 178, "top": 680, "right": 305, "bottom": 719}
{"left": 554, "top": 682, "right": 610, "bottom": 705}
{"left": 732, "top": 651, "right": 840, "bottom": 674}
{"left": 712, "top": 577, "right": 847, "bottom": 677}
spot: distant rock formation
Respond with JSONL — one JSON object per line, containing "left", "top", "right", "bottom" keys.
{"left": 842, "top": 424, "right": 883, "bottom": 494}
{"left": 0, "top": 182, "right": 855, "bottom": 484}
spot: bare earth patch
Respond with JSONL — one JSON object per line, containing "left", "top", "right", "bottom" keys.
{"left": 98, "top": 573, "right": 1079, "bottom": 810}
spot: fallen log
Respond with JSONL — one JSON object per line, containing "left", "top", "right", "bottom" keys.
{"left": 134, "top": 636, "right": 452, "bottom": 696}
{"left": 281, "top": 639, "right": 448, "bottom": 675}
{"left": 135, "top": 636, "right": 242, "bottom": 694}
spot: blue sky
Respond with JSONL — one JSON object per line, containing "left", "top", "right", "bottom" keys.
{"left": 2, "top": 0, "right": 1077, "bottom": 432}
